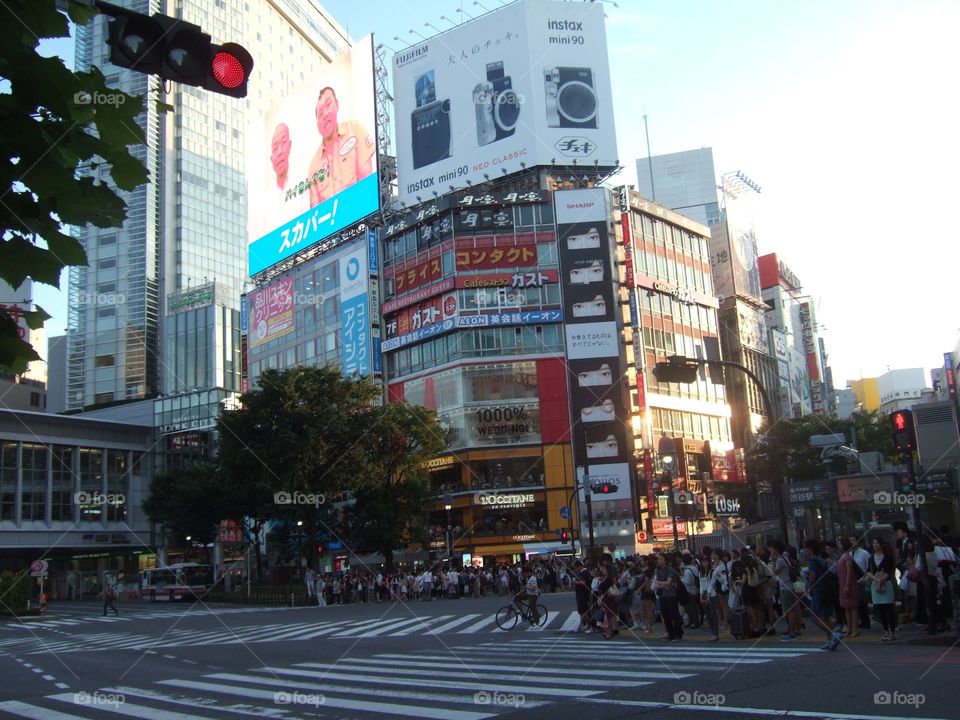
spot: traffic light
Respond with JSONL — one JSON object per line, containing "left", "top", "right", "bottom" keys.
{"left": 592, "top": 482, "right": 616, "bottom": 495}
{"left": 889, "top": 410, "right": 916, "bottom": 453}
{"left": 105, "top": 7, "right": 253, "bottom": 98}
{"left": 560, "top": 529, "right": 571, "bottom": 543}
{"left": 653, "top": 355, "right": 699, "bottom": 384}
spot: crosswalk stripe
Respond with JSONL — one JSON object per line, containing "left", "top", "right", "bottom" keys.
{"left": 341, "top": 656, "right": 693, "bottom": 680}
{"left": 158, "top": 678, "right": 494, "bottom": 720}
{"left": 331, "top": 617, "right": 419, "bottom": 637}
{"left": 506, "top": 639, "right": 817, "bottom": 655}
{"left": 295, "top": 619, "right": 361, "bottom": 639}
{"left": 292, "top": 660, "right": 652, "bottom": 688}
{"left": 558, "top": 611, "right": 582, "bottom": 632}
{"left": 48, "top": 693, "right": 210, "bottom": 720}
{"left": 357, "top": 615, "right": 445, "bottom": 637}
{"left": 0, "top": 700, "right": 87, "bottom": 719}
{"left": 206, "top": 671, "right": 550, "bottom": 708}
{"left": 426, "top": 613, "right": 483, "bottom": 634}
{"left": 384, "top": 615, "right": 455, "bottom": 636}
{"left": 456, "top": 615, "right": 498, "bottom": 633}
{"left": 103, "top": 687, "right": 271, "bottom": 718}
{"left": 290, "top": 662, "right": 604, "bottom": 697}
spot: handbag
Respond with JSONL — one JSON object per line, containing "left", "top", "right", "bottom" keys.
{"left": 906, "top": 564, "right": 921, "bottom": 583}
{"left": 606, "top": 586, "right": 622, "bottom": 599}
{"left": 792, "top": 580, "right": 805, "bottom": 594}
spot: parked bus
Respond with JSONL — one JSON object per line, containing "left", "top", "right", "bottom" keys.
{"left": 141, "top": 563, "right": 214, "bottom": 602}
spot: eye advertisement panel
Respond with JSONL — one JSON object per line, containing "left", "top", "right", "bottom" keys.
{"left": 555, "top": 188, "right": 632, "bottom": 502}
{"left": 247, "top": 35, "right": 379, "bottom": 277}
{"left": 392, "top": 0, "right": 617, "bottom": 207}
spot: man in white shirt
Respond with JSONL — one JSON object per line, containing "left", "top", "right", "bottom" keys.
{"left": 420, "top": 568, "right": 433, "bottom": 601}
{"left": 446, "top": 568, "right": 459, "bottom": 598}
{"left": 514, "top": 566, "right": 541, "bottom": 624}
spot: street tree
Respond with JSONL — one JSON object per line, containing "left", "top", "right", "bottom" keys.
{"left": 217, "top": 366, "right": 380, "bottom": 573}
{"left": 0, "top": 1, "right": 149, "bottom": 372}
{"left": 142, "top": 463, "right": 227, "bottom": 557}
{"left": 342, "top": 402, "right": 446, "bottom": 573}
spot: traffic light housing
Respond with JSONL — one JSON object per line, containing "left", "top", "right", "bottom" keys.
{"left": 896, "top": 473, "right": 914, "bottom": 494}
{"left": 653, "top": 356, "right": 699, "bottom": 384}
{"left": 105, "top": 8, "right": 253, "bottom": 98}
{"left": 889, "top": 410, "right": 916, "bottom": 453}
{"left": 560, "top": 529, "right": 571, "bottom": 543}
{"left": 592, "top": 482, "right": 616, "bottom": 495}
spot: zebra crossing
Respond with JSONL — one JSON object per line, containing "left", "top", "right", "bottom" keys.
{"left": 3, "top": 605, "right": 300, "bottom": 630}
{"left": 0, "top": 611, "right": 594, "bottom": 656}
{"left": 0, "top": 638, "right": 820, "bottom": 719}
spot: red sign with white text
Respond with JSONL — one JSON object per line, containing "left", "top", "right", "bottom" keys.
{"left": 382, "top": 278, "right": 455, "bottom": 314}
{"left": 621, "top": 212, "right": 635, "bottom": 289}
{"left": 652, "top": 518, "right": 687, "bottom": 539}
{"left": 455, "top": 244, "right": 537, "bottom": 271}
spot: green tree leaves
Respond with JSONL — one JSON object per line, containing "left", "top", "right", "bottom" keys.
{"left": 0, "top": 1, "right": 148, "bottom": 373}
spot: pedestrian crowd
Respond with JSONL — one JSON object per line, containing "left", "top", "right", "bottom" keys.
{"left": 569, "top": 523, "right": 957, "bottom": 649}
{"left": 300, "top": 559, "right": 569, "bottom": 606}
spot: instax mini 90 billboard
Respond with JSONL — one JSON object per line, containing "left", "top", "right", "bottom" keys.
{"left": 392, "top": 0, "right": 617, "bottom": 207}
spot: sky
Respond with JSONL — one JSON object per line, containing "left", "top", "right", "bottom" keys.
{"left": 36, "top": 0, "right": 960, "bottom": 387}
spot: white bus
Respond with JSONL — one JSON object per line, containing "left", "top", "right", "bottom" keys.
{"left": 141, "top": 563, "right": 214, "bottom": 602}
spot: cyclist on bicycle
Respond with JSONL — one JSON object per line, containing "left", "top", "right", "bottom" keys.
{"left": 514, "top": 566, "right": 540, "bottom": 624}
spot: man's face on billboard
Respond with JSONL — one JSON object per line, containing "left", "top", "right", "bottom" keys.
{"left": 316, "top": 89, "right": 339, "bottom": 140}
{"left": 271, "top": 124, "right": 291, "bottom": 177}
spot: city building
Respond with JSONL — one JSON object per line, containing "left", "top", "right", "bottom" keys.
{"left": 616, "top": 187, "right": 738, "bottom": 546}
{"left": 380, "top": 180, "right": 584, "bottom": 564}
{"left": 634, "top": 148, "right": 721, "bottom": 227}
{"left": 848, "top": 377, "right": 880, "bottom": 411}
{"left": 758, "top": 252, "right": 824, "bottom": 419}
{"left": 835, "top": 387, "right": 858, "bottom": 419}
{"left": 877, "top": 368, "right": 931, "bottom": 413}
{"left": 0, "top": 409, "right": 154, "bottom": 598}
{"left": 67, "top": 0, "right": 351, "bottom": 413}
{"left": 46, "top": 335, "right": 67, "bottom": 414}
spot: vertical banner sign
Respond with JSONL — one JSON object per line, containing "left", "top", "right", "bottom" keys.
{"left": 340, "top": 244, "right": 371, "bottom": 376}
{"left": 556, "top": 188, "right": 632, "bottom": 503}
{"left": 618, "top": 186, "right": 635, "bottom": 289}
{"left": 643, "top": 448, "right": 656, "bottom": 520}
{"left": 944, "top": 352, "right": 957, "bottom": 401}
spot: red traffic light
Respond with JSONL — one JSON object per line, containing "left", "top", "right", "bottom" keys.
{"left": 592, "top": 482, "right": 615, "bottom": 495}
{"left": 560, "top": 530, "right": 571, "bottom": 543}
{"left": 207, "top": 43, "right": 254, "bottom": 97}
{"left": 889, "top": 410, "right": 916, "bottom": 453}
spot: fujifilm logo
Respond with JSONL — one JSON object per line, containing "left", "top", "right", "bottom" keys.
{"left": 547, "top": 19, "right": 583, "bottom": 31}
{"left": 395, "top": 45, "right": 428, "bottom": 67}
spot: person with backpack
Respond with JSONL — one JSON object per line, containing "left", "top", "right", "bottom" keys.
{"left": 680, "top": 552, "right": 702, "bottom": 629}
{"left": 654, "top": 552, "right": 684, "bottom": 641}
{"left": 769, "top": 540, "right": 801, "bottom": 640}
{"left": 805, "top": 539, "right": 843, "bottom": 650}
{"left": 102, "top": 582, "right": 119, "bottom": 616}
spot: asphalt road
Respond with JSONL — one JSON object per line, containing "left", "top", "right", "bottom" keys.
{"left": 0, "top": 592, "right": 956, "bottom": 719}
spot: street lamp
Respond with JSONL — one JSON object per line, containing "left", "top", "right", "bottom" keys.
{"left": 443, "top": 493, "right": 453, "bottom": 564}
{"left": 653, "top": 355, "right": 789, "bottom": 541}
{"left": 658, "top": 437, "right": 681, "bottom": 550}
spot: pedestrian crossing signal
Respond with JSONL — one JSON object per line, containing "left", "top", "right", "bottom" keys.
{"left": 560, "top": 530, "right": 571, "bottom": 543}
{"left": 889, "top": 410, "right": 916, "bottom": 453}
{"left": 592, "top": 483, "right": 615, "bottom": 494}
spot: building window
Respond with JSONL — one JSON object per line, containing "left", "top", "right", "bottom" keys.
{"left": 0, "top": 441, "right": 17, "bottom": 521}
{"left": 20, "top": 443, "right": 46, "bottom": 522}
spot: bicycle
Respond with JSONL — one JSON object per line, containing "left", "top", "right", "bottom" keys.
{"left": 495, "top": 598, "right": 549, "bottom": 630}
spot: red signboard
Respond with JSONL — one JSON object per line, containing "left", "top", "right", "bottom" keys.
{"left": 391, "top": 256, "right": 444, "bottom": 295}
{"left": 711, "top": 451, "right": 732, "bottom": 482}
{"left": 621, "top": 212, "right": 635, "bottom": 289}
{"left": 386, "top": 292, "right": 457, "bottom": 339}
{"left": 455, "top": 244, "right": 537, "bottom": 271}
{"left": 652, "top": 518, "right": 687, "bottom": 539}
{"left": 248, "top": 277, "right": 295, "bottom": 348}
{"left": 643, "top": 449, "right": 655, "bottom": 514}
